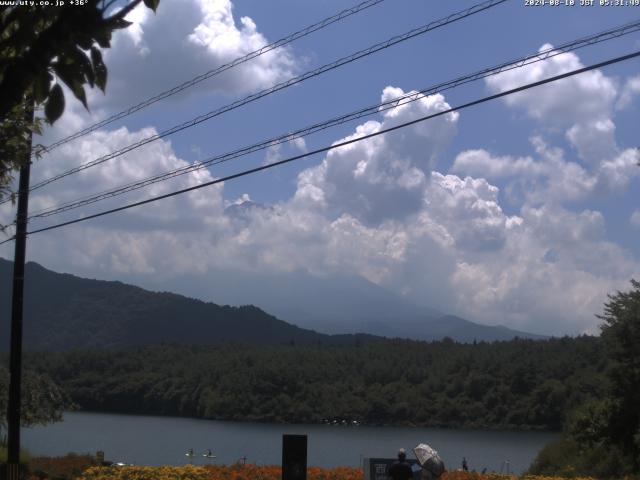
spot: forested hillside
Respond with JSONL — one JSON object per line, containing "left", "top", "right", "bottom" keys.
{"left": 0, "top": 259, "right": 377, "bottom": 350}
{"left": 26, "top": 336, "right": 606, "bottom": 430}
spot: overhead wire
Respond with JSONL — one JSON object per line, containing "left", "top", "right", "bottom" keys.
{"left": 0, "top": 0, "right": 388, "bottom": 179}
{"left": 25, "top": 19, "right": 640, "bottom": 221}
{"left": 18, "top": 0, "right": 507, "bottom": 196}
{"left": 34, "top": 0, "right": 389, "bottom": 156}
{"left": 0, "top": 48, "right": 632, "bottom": 245}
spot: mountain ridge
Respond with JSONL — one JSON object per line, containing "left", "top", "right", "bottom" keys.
{"left": 0, "top": 258, "right": 546, "bottom": 350}
{"left": 0, "top": 258, "right": 378, "bottom": 351}
{"left": 153, "top": 267, "right": 547, "bottom": 341}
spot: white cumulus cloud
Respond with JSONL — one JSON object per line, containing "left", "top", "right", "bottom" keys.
{"left": 294, "top": 87, "right": 458, "bottom": 225}
{"left": 95, "top": 0, "right": 298, "bottom": 111}
{"left": 426, "top": 172, "right": 522, "bottom": 252}
{"left": 485, "top": 45, "right": 617, "bottom": 127}
{"left": 485, "top": 45, "right": 627, "bottom": 174}
{"left": 617, "top": 75, "right": 640, "bottom": 109}
{"left": 451, "top": 149, "right": 543, "bottom": 179}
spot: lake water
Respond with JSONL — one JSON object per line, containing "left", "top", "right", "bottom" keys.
{"left": 22, "top": 412, "right": 557, "bottom": 474}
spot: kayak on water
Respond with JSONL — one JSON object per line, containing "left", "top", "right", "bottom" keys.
{"left": 185, "top": 448, "right": 216, "bottom": 458}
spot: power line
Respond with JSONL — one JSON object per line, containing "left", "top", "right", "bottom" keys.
{"left": 4, "top": 49, "right": 634, "bottom": 242}
{"left": 21, "top": 0, "right": 507, "bottom": 195}
{"left": 26, "top": 19, "right": 640, "bottom": 221}
{"left": 0, "top": 0, "right": 386, "bottom": 180}
{"left": 36, "top": 0, "right": 389, "bottom": 155}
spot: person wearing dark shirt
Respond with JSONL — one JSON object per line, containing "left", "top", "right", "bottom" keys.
{"left": 388, "top": 449, "right": 414, "bottom": 480}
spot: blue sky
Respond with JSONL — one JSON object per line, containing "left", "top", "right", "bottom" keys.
{"left": 1, "top": 0, "right": 639, "bottom": 335}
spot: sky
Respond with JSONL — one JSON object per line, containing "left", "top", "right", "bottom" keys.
{"left": 1, "top": 0, "right": 639, "bottom": 336}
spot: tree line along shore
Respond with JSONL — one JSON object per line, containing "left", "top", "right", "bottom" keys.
{"left": 20, "top": 336, "right": 603, "bottom": 431}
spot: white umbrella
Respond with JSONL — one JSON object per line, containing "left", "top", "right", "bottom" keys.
{"left": 413, "top": 443, "right": 445, "bottom": 477}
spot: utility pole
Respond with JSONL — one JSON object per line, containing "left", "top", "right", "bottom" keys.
{"left": 5, "top": 101, "right": 34, "bottom": 480}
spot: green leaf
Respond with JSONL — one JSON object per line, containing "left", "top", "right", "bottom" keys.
{"left": 76, "top": 33, "right": 93, "bottom": 51}
{"left": 111, "top": 18, "right": 132, "bottom": 30}
{"left": 90, "top": 46, "right": 102, "bottom": 68}
{"left": 71, "top": 81, "right": 88, "bottom": 110}
{"left": 93, "top": 26, "right": 112, "bottom": 48}
{"left": 95, "top": 64, "right": 107, "bottom": 92}
{"left": 53, "top": 62, "right": 88, "bottom": 110}
{"left": 91, "top": 46, "right": 107, "bottom": 92}
{"left": 33, "top": 71, "right": 52, "bottom": 105}
{"left": 143, "top": 0, "right": 160, "bottom": 12}
{"left": 66, "top": 47, "right": 94, "bottom": 88}
{"left": 44, "top": 84, "right": 65, "bottom": 124}
{"left": 52, "top": 62, "right": 77, "bottom": 90}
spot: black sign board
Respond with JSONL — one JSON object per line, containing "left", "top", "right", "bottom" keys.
{"left": 282, "top": 434, "right": 307, "bottom": 480}
{"left": 364, "top": 458, "right": 422, "bottom": 480}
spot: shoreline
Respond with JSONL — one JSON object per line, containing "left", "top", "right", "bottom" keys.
{"left": 58, "top": 409, "right": 561, "bottom": 434}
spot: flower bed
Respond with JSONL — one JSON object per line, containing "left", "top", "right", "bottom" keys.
{"left": 26, "top": 460, "right": 605, "bottom": 480}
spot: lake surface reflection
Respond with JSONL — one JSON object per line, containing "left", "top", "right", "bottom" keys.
{"left": 22, "top": 412, "right": 557, "bottom": 474}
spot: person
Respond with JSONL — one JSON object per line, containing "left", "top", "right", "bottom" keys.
{"left": 388, "top": 449, "right": 414, "bottom": 480}
{"left": 462, "top": 457, "right": 468, "bottom": 471}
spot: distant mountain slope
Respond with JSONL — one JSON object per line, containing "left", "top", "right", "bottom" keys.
{"left": 0, "top": 259, "right": 376, "bottom": 351}
{"left": 166, "top": 268, "right": 439, "bottom": 328}
{"left": 357, "top": 315, "right": 548, "bottom": 342}
{"left": 159, "top": 268, "right": 547, "bottom": 342}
